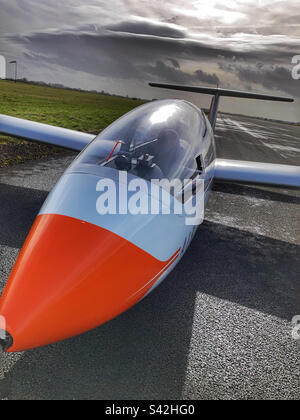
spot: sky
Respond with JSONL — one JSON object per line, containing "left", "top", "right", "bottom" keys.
{"left": 0, "top": 0, "right": 300, "bottom": 121}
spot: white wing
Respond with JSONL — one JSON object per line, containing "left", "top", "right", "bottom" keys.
{"left": 214, "top": 159, "right": 300, "bottom": 188}
{"left": 0, "top": 114, "right": 96, "bottom": 152}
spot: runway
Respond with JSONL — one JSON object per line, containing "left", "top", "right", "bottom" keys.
{"left": 0, "top": 113, "right": 299, "bottom": 400}
{"left": 215, "top": 114, "right": 300, "bottom": 165}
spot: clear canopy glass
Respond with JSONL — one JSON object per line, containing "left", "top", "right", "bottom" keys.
{"left": 71, "top": 100, "right": 206, "bottom": 182}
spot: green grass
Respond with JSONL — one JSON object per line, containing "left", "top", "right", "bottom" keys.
{"left": 0, "top": 79, "right": 145, "bottom": 134}
{"left": 0, "top": 80, "right": 145, "bottom": 166}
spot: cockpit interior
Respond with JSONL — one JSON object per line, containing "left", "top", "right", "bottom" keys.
{"left": 72, "top": 100, "right": 208, "bottom": 182}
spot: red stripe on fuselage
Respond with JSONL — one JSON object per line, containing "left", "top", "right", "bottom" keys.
{"left": 127, "top": 249, "right": 181, "bottom": 301}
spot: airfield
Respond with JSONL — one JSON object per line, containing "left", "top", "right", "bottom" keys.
{"left": 0, "top": 112, "right": 299, "bottom": 400}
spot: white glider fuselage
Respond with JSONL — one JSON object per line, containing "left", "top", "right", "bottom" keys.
{"left": 0, "top": 100, "right": 216, "bottom": 352}
{"left": 0, "top": 86, "right": 298, "bottom": 353}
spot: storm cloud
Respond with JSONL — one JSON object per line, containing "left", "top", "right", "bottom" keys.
{"left": 220, "top": 62, "right": 300, "bottom": 97}
{"left": 0, "top": 0, "right": 299, "bottom": 121}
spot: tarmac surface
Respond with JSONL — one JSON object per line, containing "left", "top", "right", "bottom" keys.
{"left": 0, "top": 113, "right": 299, "bottom": 400}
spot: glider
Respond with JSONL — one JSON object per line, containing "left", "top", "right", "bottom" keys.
{"left": 0, "top": 83, "right": 299, "bottom": 353}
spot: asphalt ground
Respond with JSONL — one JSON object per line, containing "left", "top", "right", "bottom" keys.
{"left": 0, "top": 113, "right": 299, "bottom": 400}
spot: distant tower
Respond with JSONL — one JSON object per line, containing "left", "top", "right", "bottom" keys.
{"left": 9, "top": 60, "right": 17, "bottom": 82}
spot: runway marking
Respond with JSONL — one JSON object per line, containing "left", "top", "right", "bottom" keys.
{"left": 262, "top": 143, "right": 300, "bottom": 153}
{"left": 221, "top": 118, "right": 268, "bottom": 139}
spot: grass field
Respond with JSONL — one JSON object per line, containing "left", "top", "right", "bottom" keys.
{"left": 0, "top": 80, "right": 145, "bottom": 167}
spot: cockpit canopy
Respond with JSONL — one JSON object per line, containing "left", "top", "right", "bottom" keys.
{"left": 70, "top": 100, "right": 205, "bottom": 182}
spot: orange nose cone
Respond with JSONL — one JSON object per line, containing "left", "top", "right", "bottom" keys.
{"left": 0, "top": 214, "right": 176, "bottom": 352}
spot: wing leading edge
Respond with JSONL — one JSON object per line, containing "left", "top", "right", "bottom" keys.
{"left": 214, "top": 159, "right": 300, "bottom": 188}
{"left": 0, "top": 114, "right": 96, "bottom": 152}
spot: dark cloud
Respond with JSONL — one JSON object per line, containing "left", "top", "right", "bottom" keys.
{"left": 167, "top": 58, "right": 180, "bottom": 69}
{"left": 140, "top": 60, "right": 220, "bottom": 86}
{"left": 0, "top": 0, "right": 299, "bottom": 120}
{"left": 105, "top": 19, "right": 186, "bottom": 38}
{"left": 141, "top": 60, "right": 194, "bottom": 84}
{"left": 8, "top": 28, "right": 221, "bottom": 86}
{"left": 220, "top": 62, "right": 300, "bottom": 97}
{"left": 194, "top": 69, "right": 220, "bottom": 86}
{"left": 6, "top": 21, "right": 298, "bottom": 79}
{"left": 2, "top": 18, "right": 298, "bottom": 105}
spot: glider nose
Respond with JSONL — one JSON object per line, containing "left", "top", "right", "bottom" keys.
{"left": 0, "top": 213, "right": 174, "bottom": 352}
